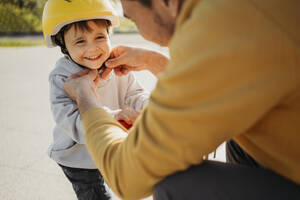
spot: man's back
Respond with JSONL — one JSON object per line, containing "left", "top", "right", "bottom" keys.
{"left": 169, "top": 0, "right": 300, "bottom": 184}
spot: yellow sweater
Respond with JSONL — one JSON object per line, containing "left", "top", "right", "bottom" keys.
{"left": 82, "top": 0, "right": 300, "bottom": 199}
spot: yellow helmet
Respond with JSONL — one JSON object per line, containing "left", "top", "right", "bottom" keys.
{"left": 42, "top": 0, "right": 119, "bottom": 48}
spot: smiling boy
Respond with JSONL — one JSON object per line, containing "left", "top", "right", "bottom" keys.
{"left": 42, "top": 1, "right": 149, "bottom": 199}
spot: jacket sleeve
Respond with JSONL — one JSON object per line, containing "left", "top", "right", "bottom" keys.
{"left": 49, "top": 74, "right": 118, "bottom": 144}
{"left": 123, "top": 72, "right": 150, "bottom": 111}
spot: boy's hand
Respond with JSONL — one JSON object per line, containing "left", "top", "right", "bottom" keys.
{"left": 118, "top": 120, "right": 132, "bottom": 130}
{"left": 115, "top": 107, "right": 140, "bottom": 125}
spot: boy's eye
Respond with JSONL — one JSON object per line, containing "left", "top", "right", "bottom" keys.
{"left": 75, "top": 40, "right": 85, "bottom": 44}
{"left": 96, "top": 36, "right": 105, "bottom": 39}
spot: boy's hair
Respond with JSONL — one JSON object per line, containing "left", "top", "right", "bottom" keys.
{"left": 54, "top": 19, "right": 112, "bottom": 55}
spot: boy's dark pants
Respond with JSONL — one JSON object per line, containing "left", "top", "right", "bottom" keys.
{"left": 154, "top": 140, "right": 300, "bottom": 200}
{"left": 59, "top": 164, "right": 111, "bottom": 200}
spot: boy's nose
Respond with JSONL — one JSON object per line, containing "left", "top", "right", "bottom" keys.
{"left": 86, "top": 43, "right": 100, "bottom": 53}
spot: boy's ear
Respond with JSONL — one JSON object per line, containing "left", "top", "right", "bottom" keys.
{"left": 161, "top": 0, "right": 181, "bottom": 19}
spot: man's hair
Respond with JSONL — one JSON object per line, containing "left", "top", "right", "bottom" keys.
{"left": 132, "top": 0, "right": 152, "bottom": 7}
{"left": 54, "top": 19, "right": 111, "bottom": 54}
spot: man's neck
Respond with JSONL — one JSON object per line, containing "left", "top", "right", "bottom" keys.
{"left": 178, "top": 0, "right": 186, "bottom": 14}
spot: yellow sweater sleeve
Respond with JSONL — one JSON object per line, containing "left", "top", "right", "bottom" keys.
{"left": 82, "top": 0, "right": 298, "bottom": 199}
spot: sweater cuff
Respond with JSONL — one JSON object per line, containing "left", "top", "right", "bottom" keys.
{"left": 82, "top": 108, "right": 113, "bottom": 128}
{"left": 82, "top": 108, "right": 127, "bottom": 134}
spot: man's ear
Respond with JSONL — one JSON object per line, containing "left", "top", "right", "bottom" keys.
{"left": 161, "top": 0, "right": 180, "bottom": 19}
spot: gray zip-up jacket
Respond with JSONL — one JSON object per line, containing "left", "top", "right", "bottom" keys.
{"left": 48, "top": 56, "right": 149, "bottom": 168}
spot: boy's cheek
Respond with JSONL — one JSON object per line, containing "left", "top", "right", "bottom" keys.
{"left": 105, "top": 43, "right": 112, "bottom": 56}
{"left": 105, "top": 41, "right": 112, "bottom": 57}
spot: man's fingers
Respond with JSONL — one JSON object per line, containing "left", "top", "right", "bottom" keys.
{"left": 101, "top": 68, "right": 112, "bottom": 79}
{"left": 114, "top": 66, "right": 124, "bottom": 76}
{"left": 113, "top": 66, "right": 130, "bottom": 76}
{"left": 122, "top": 67, "right": 130, "bottom": 75}
{"left": 70, "top": 69, "right": 90, "bottom": 78}
{"left": 88, "top": 69, "right": 99, "bottom": 80}
{"left": 109, "top": 45, "right": 127, "bottom": 59}
{"left": 105, "top": 54, "right": 126, "bottom": 69}
{"left": 94, "top": 72, "right": 100, "bottom": 85}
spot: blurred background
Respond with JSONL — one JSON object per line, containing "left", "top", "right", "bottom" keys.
{"left": 0, "top": 0, "right": 224, "bottom": 199}
{"left": 0, "top": 0, "right": 138, "bottom": 47}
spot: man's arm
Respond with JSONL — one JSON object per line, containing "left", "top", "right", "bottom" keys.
{"left": 65, "top": 1, "right": 296, "bottom": 199}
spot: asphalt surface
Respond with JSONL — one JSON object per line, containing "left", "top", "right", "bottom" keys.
{"left": 0, "top": 33, "right": 225, "bottom": 199}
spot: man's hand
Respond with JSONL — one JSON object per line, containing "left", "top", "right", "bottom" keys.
{"left": 102, "top": 46, "right": 169, "bottom": 78}
{"left": 64, "top": 69, "right": 100, "bottom": 115}
{"left": 102, "top": 46, "right": 148, "bottom": 78}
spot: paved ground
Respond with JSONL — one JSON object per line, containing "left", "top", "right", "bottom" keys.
{"left": 0, "top": 33, "right": 225, "bottom": 200}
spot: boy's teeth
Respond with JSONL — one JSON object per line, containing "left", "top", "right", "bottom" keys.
{"left": 87, "top": 55, "right": 99, "bottom": 59}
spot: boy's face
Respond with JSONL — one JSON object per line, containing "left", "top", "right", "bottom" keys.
{"left": 64, "top": 20, "right": 111, "bottom": 69}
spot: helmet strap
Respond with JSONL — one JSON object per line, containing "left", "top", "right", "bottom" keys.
{"left": 54, "top": 27, "right": 69, "bottom": 55}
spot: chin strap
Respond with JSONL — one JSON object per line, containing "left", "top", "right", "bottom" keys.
{"left": 54, "top": 27, "right": 69, "bottom": 55}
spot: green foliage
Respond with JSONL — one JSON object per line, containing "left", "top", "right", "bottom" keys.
{"left": 114, "top": 17, "right": 138, "bottom": 33}
{"left": 0, "top": 38, "right": 43, "bottom": 47}
{"left": 0, "top": 3, "right": 42, "bottom": 33}
{"left": 0, "top": 0, "right": 136, "bottom": 34}
{"left": 1, "top": 0, "right": 46, "bottom": 11}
